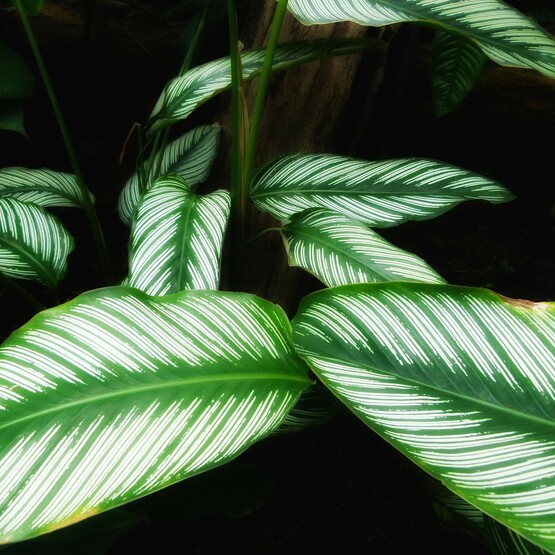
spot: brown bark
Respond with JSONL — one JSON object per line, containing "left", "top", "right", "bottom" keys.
{"left": 223, "top": 1, "right": 389, "bottom": 314}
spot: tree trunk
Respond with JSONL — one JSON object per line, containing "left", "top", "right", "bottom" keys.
{"left": 223, "top": 1, "right": 390, "bottom": 314}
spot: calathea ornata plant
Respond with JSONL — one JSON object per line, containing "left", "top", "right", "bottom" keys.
{"left": 2, "top": 0, "right": 555, "bottom": 552}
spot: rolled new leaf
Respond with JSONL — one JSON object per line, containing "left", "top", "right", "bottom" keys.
{"left": 128, "top": 175, "right": 230, "bottom": 295}
{"left": 148, "top": 38, "right": 383, "bottom": 131}
{"left": 281, "top": 208, "right": 444, "bottom": 286}
{"left": 432, "top": 30, "right": 487, "bottom": 117}
{"left": 118, "top": 125, "right": 221, "bottom": 227}
{"left": 286, "top": 0, "right": 555, "bottom": 80}
{"left": 0, "top": 287, "right": 310, "bottom": 543}
{"left": 0, "top": 197, "right": 73, "bottom": 287}
{"left": 251, "top": 154, "right": 514, "bottom": 227}
{"left": 0, "top": 167, "right": 86, "bottom": 208}
{"left": 292, "top": 283, "right": 555, "bottom": 552}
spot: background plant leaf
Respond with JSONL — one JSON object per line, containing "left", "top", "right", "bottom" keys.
{"left": 292, "top": 282, "right": 555, "bottom": 552}
{"left": 431, "top": 30, "right": 487, "bottom": 117}
{"left": 0, "top": 198, "right": 74, "bottom": 287}
{"left": 286, "top": 0, "right": 555, "bottom": 79}
{"left": 8, "top": 0, "right": 44, "bottom": 16}
{"left": 486, "top": 516, "right": 551, "bottom": 555}
{"left": 0, "top": 287, "right": 310, "bottom": 543}
{"left": 273, "top": 384, "right": 336, "bottom": 434}
{"left": 0, "top": 168, "right": 86, "bottom": 208}
{"left": 251, "top": 154, "right": 514, "bottom": 227}
{"left": 281, "top": 208, "right": 444, "bottom": 286}
{"left": 0, "top": 41, "right": 34, "bottom": 101}
{"left": 128, "top": 175, "right": 230, "bottom": 295}
{"left": 118, "top": 125, "right": 221, "bottom": 227}
{"left": 0, "top": 102, "right": 27, "bottom": 138}
{"left": 148, "top": 38, "right": 383, "bottom": 131}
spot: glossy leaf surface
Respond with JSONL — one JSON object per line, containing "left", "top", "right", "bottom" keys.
{"left": 148, "top": 38, "right": 382, "bottom": 131}
{"left": 0, "top": 168, "right": 85, "bottom": 208}
{"left": 432, "top": 30, "right": 487, "bottom": 117}
{"left": 128, "top": 175, "right": 230, "bottom": 295}
{"left": 118, "top": 125, "right": 220, "bottom": 227}
{"left": 292, "top": 283, "right": 555, "bottom": 552}
{"left": 281, "top": 208, "right": 444, "bottom": 286}
{"left": 0, "top": 198, "right": 73, "bottom": 286}
{"left": 251, "top": 154, "right": 513, "bottom": 227}
{"left": 286, "top": 0, "right": 555, "bottom": 79}
{"left": 0, "top": 288, "right": 310, "bottom": 543}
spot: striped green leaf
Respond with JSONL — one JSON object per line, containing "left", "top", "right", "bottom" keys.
{"left": 9, "top": 0, "right": 43, "bottom": 16}
{"left": 0, "top": 168, "right": 86, "bottom": 208}
{"left": 0, "top": 198, "right": 74, "bottom": 287}
{"left": 286, "top": 0, "right": 555, "bottom": 79}
{"left": 128, "top": 175, "right": 230, "bottom": 295}
{"left": 274, "top": 385, "right": 335, "bottom": 434}
{"left": 434, "top": 489, "right": 485, "bottom": 531}
{"left": 292, "top": 283, "right": 555, "bottom": 552}
{"left": 148, "top": 38, "right": 383, "bottom": 132}
{"left": 251, "top": 154, "right": 514, "bottom": 227}
{"left": 432, "top": 30, "right": 487, "bottom": 117}
{"left": 118, "top": 125, "right": 221, "bottom": 227}
{"left": 0, "top": 287, "right": 310, "bottom": 543}
{"left": 486, "top": 516, "right": 551, "bottom": 555}
{"left": 281, "top": 208, "right": 444, "bottom": 286}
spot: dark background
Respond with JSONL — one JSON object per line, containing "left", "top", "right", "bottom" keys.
{"left": 1, "top": 1, "right": 554, "bottom": 553}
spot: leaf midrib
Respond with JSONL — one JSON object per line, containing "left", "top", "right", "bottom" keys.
{"left": 307, "top": 352, "right": 555, "bottom": 429}
{"left": 0, "top": 186, "right": 79, "bottom": 206}
{"left": 176, "top": 194, "right": 196, "bottom": 288}
{"left": 0, "top": 234, "right": 57, "bottom": 288}
{"left": 0, "top": 371, "right": 310, "bottom": 433}
{"left": 284, "top": 224, "right": 408, "bottom": 283}
{"left": 252, "top": 188, "right": 491, "bottom": 198}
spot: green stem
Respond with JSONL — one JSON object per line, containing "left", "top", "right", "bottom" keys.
{"left": 224, "top": 227, "right": 281, "bottom": 264}
{"left": 155, "top": 0, "right": 215, "bottom": 179}
{"left": 0, "top": 272, "right": 45, "bottom": 314}
{"left": 179, "top": 0, "right": 213, "bottom": 77}
{"left": 243, "top": 0, "right": 289, "bottom": 191}
{"left": 14, "top": 1, "right": 114, "bottom": 283}
{"left": 226, "top": 0, "right": 245, "bottom": 291}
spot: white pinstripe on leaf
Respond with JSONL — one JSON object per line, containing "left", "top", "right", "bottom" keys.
{"left": 0, "top": 167, "right": 88, "bottom": 208}
{"left": 282, "top": 208, "right": 444, "bottom": 286}
{"left": 486, "top": 516, "right": 550, "bottom": 555}
{"left": 432, "top": 30, "right": 487, "bottom": 117}
{"left": 118, "top": 125, "right": 221, "bottom": 227}
{"left": 148, "top": 38, "right": 382, "bottom": 131}
{"left": 286, "top": 0, "right": 555, "bottom": 79}
{"left": 0, "top": 198, "right": 74, "bottom": 287}
{"left": 0, "top": 287, "right": 310, "bottom": 543}
{"left": 292, "top": 283, "right": 555, "bottom": 552}
{"left": 251, "top": 154, "right": 514, "bottom": 227}
{"left": 128, "top": 175, "right": 230, "bottom": 295}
